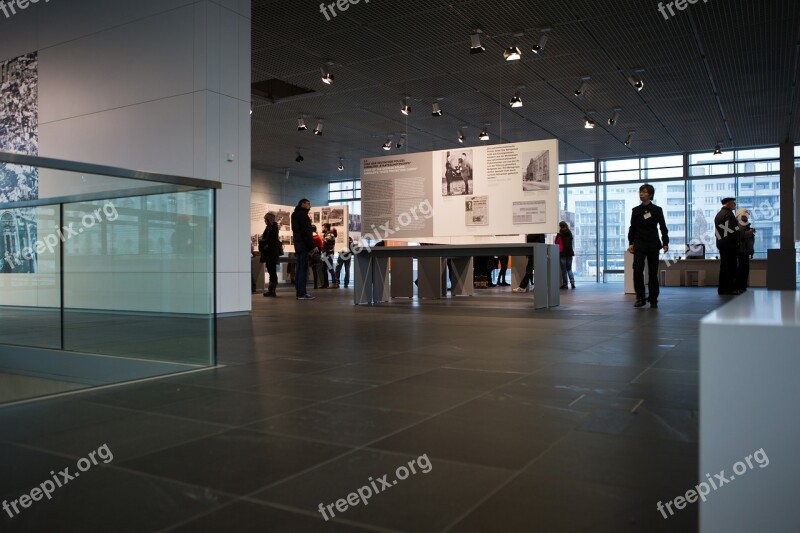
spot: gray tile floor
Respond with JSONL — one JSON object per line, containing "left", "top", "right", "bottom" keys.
{"left": 0, "top": 282, "right": 722, "bottom": 532}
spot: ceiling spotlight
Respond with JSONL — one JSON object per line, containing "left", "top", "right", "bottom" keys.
{"left": 714, "top": 144, "right": 722, "bottom": 156}
{"left": 297, "top": 117, "right": 307, "bottom": 131}
{"left": 574, "top": 77, "right": 590, "bottom": 97}
{"left": 396, "top": 135, "right": 406, "bottom": 149}
{"left": 313, "top": 121, "right": 323, "bottom": 135}
{"left": 400, "top": 98, "right": 411, "bottom": 116}
{"left": 337, "top": 158, "right": 344, "bottom": 171}
{"left": 624, "top": 132, "right": 634, "bottom": 147}
{"left": 470, "top": 31, "right": 485, "bottom": 54}
{"left": 503, "top": 43, "right": 522, "bottom": 61}
{"left": 320, "top": 66, "right": 334, "bottom": 85}
{"left": 431, "top": 102, "right": 442, "bottom": 116}
{"left": 295, "top": 152, "right": 304, "bottom": 163}
{"left": 532, "top": 28, "right": 551, "bottom": 54}
{"left": 382, "top": 137, "right": 392, "bottom": 150}
{"left": 249, "top": 107, "right": 253, "bottom": 116}
{"left": 479, "top": 128, "right": 489, "bottom": 141}
{"left": 584, "top": 117, "right": 596, "bottom": 129}
{"left": 608, "top": 108, "right": 620, "bottom": 126}
{"left": 628, "top": 74, "right": 644, "bottom": 91}
{"left": 509, "top": 91, "right": 523, "bottom": 108}
{"left": 458, "top": 131, "right": 465, "bottom": 143}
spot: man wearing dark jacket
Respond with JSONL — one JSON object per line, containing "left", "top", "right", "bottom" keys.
{"left": 627, "top": 184, "right": 669, "bottom": 308}
{"left": 714, "top": 197, "right": 740, "bottom": 295}
{"left": 291, "top": 198, "right": 318, "bottom": 300}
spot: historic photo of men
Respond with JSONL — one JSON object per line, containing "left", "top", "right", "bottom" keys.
{"left": 441, "top": 149, "right": 474, "bottom": 196}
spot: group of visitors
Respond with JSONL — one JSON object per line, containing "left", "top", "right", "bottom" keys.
{"left": 259, "top": 198, "right": 355, "bottom": 300}
{"left": 715, "top": 197, "right": 756, "bottom": 295}
{"left": 627, "top": 185, "right": 756, "bottom": 309}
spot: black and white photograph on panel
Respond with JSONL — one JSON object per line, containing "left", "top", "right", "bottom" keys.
{"left": 276, "top": 209, "right": 291, "bottom": 230}
{"left": 1, "top": 52, "right": 40, "bottom": 274}
{"left": 441, "top": 149, "right": 473, "bottom": 196}
{"left": 521, "top": 150, "right": 550, "bottom": 191}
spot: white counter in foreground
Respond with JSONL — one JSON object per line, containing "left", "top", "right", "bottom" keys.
{"left": 700, "top": 290, "right": 800, "bottom": 533}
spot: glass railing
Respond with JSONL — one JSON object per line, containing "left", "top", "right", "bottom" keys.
{"left": 0, "top": 152, "right": 218, "bottom": 404}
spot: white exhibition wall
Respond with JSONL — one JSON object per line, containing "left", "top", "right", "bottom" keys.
{"left": 0, "top": 0, "right": 252, "bottom": 314}
{"left": 361, "top": 139, "right": 559, "bottom": 242}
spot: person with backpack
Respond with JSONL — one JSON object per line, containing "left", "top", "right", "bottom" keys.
{"left": 555, "top": 221, "right": 576, "bottom": 289}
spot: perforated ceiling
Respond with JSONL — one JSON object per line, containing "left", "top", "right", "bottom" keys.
{"left": 251, "top": 0, "right": 800, "bottom": 180}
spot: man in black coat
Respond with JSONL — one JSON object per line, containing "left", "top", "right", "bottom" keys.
{"left": 714, "top": 197, "right": 740, "bottom": 295}
{"left": 627, "top": 184, "right": 669, "bottom": 308}
{"left": 291, "top": 198, "right": 318, "bottom": 300}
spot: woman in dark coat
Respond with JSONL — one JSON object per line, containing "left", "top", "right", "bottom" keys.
{"left": 260, "top": 212, "right": 281, "bottom": 296}
{"left": 555, "top": 221, "right": 576, "bottom": 289}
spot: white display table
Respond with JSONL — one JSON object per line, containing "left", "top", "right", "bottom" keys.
{"left": 699, "top": 290, "right": 800, "bottom": 532}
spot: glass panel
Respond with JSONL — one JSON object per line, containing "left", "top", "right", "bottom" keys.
{"left": 644, "top": 166, "right": 683, "bottom": 180}
{"left": 644, "top": 155, "right": 683, "bottom": 168}
{"left": 562, "top": 185, "right": 596, "bottom": 281}
{"left": 736, "top": 147, "right": 779, "bottom": 160}
{"left": 688, "top": 178, "right": 735, "bottom": 257}
{"left": 690, "top": 150, "right": 733, "bottom": 164}
{"left": 0, "top": 153, "right": 217, "bottom": 404}
{"left": 735, "top": 175, "right": 780, "bottom": 258}
{"left": 0, "top": 204, "right": 60, "bottom": 348}
{"left": 736, "top": 160, "right": 779, "bottom": 174}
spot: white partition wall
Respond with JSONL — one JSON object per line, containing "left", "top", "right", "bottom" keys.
{"left": 1, "top": 0, "right": 251, "bottom": 314}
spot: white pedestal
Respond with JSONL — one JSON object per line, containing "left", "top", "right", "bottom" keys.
{"left": 699, "top": 291, "right": 800, "bottom": 532}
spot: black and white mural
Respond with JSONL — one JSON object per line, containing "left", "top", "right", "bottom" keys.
{"left": 0, "top": 52, "right": 39, "bottom": 274}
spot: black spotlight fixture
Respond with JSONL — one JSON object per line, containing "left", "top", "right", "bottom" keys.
{"left": 479, "top": 127, "right": 489, "bottom": 141}
{"left": 628, "top": 71, "right": 644, "bottom": 92}
{"left": 574, "top": 76, "right": 590, "bottom": 97}
{"left": 431, "top": 102, "right": 442, "bottom": 116}
{"left": 624, "top": 132, "right": 634, "bottom": 147}
{"left": 313, "top": 120, "right": 323, "bottom": 136}
{"left": 503, "top": 42, "right": 522, "bottom": 61}
{"left": 400, "top": 98, "right": 411, "bottom": 116}
{"left": 470, "top": 30, "right": 485, "bottom": 54}
{"left": 584, "top": 117, "right": 596, "bottom": 129}
{"left": 608, "top": 108, "right": 620, "bottom": 126}
{"left": 297, "top": 117, "right": 307, "bottom": 131}
{"left": 337, "top": 158, "right": 344, "bottom": 171}
{"left": 382, "top": 137, "right": 392, "bottom": 150}
{"left": 396, "top": 135, "right": 406, "bottom": 149}
{"left": 714, "top": 143, "right": 722, "bottom": 156}
{"left": 295, "top": 152, "right": 304, "bottom": 163}
{"left": 320, "top": 65, "right": 334, "bottom": 85}
{"left": 509, "top": 91, "right": 523, "bottom": 108}
{"left": 458, "top": 130, "right": 466, "bottom": 143}
{"left": 532, "top": 28, "right": 550, "bottom": 54}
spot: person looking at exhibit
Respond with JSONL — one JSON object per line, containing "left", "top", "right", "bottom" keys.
{"left": 555, "top": 221, "right": 576, "bottom": 289}
{"left": 321, "top": 223, "right": 338, "bottom": 288}
{"left": 714, "top": 197, "right": 740, "bottom": 295}
{"left": 627, "top": 184, "right": 669, "bottom": 308}
{"left": 335, "top": 236, "right": 356, "bottom": 288}
{"left": 735, "top": 208, "right": 756, "bottom": 293}
{"left": 291, "top": 198, "right": 318, "bottom": 300}
{"left": 259, "top": 211, "right": 281, "bottom": 297}
{"left": 512, "top": 234, "right": 546, "bottom": 292}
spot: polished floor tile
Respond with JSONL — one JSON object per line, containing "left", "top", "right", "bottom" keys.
{"left": 0, "top": 283, "right": 713, "bottom": 531}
